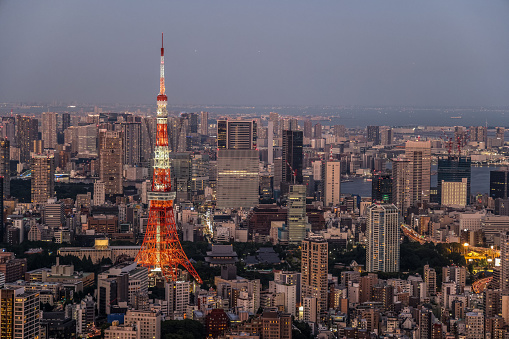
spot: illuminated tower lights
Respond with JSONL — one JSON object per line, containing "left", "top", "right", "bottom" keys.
{"left": 135, "top": 34, "right": 202, "bottom": 284}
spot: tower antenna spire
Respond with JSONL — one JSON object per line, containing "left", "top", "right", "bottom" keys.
{"left": 159, "top": 32, "right": 166, "bottom": 97}
{"left": 136, "top": 33, "right": 202, "bottom": 284}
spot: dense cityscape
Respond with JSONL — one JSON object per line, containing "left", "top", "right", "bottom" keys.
{"left": 2, "top": 1, "right": 509, "bottom": 338}
{"left": 1, "top": 45, "right": 509, "bottom": 337}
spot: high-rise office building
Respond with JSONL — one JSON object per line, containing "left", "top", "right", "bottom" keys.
{"left": 268, "top": 121, "right": 274, "bottom": 165}
{"left": 470, "top": 126, "right": 488, "bottom": 143}
{"left": 0, "top": 289, "right": 40, "bottom": 339}
{"left": 333, "top": 125, "right": 346, "bottom": 138}
{"left": 281, "top": 130, "right": 303, "bottom": 193}
{"left": 168, "top": 116, "right": 189, "bottom": 153}
{"left": 500, "top": 232, "right": 509, "bottom": 291}
{"left": 61, "top": 113, "right": 71, "bottom": 131}
{"left": 0, "top": 139, "right": 10, "bottom": 199}
{"left": 99, "top": 130, "right": 123, "bottom": 196}
{"left": 216, "top": 120, "right": 259, "bottom": 209}
{"left": 437, "top": 156, "right": 471, "bottom": 204}
{"left": 200, "top": 111, "right": 209, "bottom": 136}
{"left": 497, "top": 127, "right": 505, "bottom": 142}
{"left": 322, "top": 161, "right": 341, "bottom": 207}
{"left": 42, "top": 112, "right": 58, "bottom": 149}
{"left": 366, "top": 203, "right": 399, "bottom": 273}
{"left": 405, "top": 140, "right": 431, "bottom": 205}
{"left": 313, "top": 123, "right": 322, "bottom": 139}
{"left": 217, "top": 120, "right": 257, "bottom": 150}
{"left": 441, "top": 179, "right": 468, "bottom": 208}
{"left": 16, "top": 116, "right": 38, "bottom": 163}
{"left": 304, "top": 120, "right": 312, "bottom": 138}
{"left": 392, "top": 158, "right": 411, "bottom": 213}
{"left": 372, "top": 173, "right": 392, "bottom": 203}
{"left": 77, "top": 124, "right": 98, "bottom": 156}
{"left": 381, "top": 128, "right": 393, "bottom": 146}
{"left": 269, "top": 112, "right": 280, "bottom": 137}
{"left": 31, "top": 152, "right": 55, "bottom": 204}
{"left": 169, "top": 153, "right": 191, "bottom": 202}
{"left": 122, "top": 122, "right": 142, "bottom": 166}
{"left": 287, "top": 185, "right": 307, "bottom": 244}
{"left": 93, "top": 180, "right": 106, "bottom": 206}
{"left": 140, "top": 117, "right": 156, "bottom": 164}
{"left": 301, "top": 235, "right": 328, "bottom": 320}
{"left": 1, "top": 117, "right": 16, "bottom": 146}
{"left": 367, "top": 125, "right": 380, "bottom": 145}
{"left": 490, "top": 168, "right": 509, "bottom": 199}
{"left": 424, "top": 264, "right": 437, "bottom": 297}
{"left": 181, "top": 112, "right": 199, "bottom": 134}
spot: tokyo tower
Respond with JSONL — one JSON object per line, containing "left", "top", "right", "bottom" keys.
{"left": 135, "top": 34, "right": 202, "bottom": 284}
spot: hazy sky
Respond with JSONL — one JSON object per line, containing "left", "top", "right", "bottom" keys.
{"left": 1, "top": 0, "right": 509, "bottom": 106}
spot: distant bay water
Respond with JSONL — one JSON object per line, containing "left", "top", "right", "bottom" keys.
{"left": 341, "top": 165, "right": 498, "bottom": 198}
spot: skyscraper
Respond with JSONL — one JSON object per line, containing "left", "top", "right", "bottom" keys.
{"left": 372, "top": 173, "right": 392, "bottom": 203}
{"left": 405, "top": 140, "right": 432, "bottom": 205}
{"left": 366, "top": 203, "right": 399, "bottom": 273}
{"left": 200, "top": 111, "right": 209, "bottom": 136}
{"left": 77, "top": 124, "right": 98, "bottom": 156}
{"left": 16, "top": 116, "right": 38, "bottom": 163}
{"left": 423, "top": 264, "right": 437, "bottom": 297}
{"left": 167, "top": 116, "right": 189, "bottom": 153}
{"left": 287, "top": 185, "right": 307, "bottom": 244}
{"left": 437, "top": 156, "right": 471, "bottom": 205}
{"left": 313, "top": 123, "right": 322, "bottom": 139}
{"left": 0, "top": 289, "right": 40, "bottom": 339}
{"left": 322, "top": 160, "right": 341, "bottom": 207}
{"left": 61, "top": 113, "right": 71, "bottom": 131}
{"left": 281, "top": 130, "right": 303, "bottom": 193}
{"left": 381, "top": 128, "right": 393, "bottom": 146}
{"left": 490, "top": 168, "right": 509, "bottom": 199}
{"left": 216, "top": 120, "right": 259, "bottom": 209}
{"left": 367, "top": 125, "right": 380, "bottom": 145}
{"left": 268, "top": 121, "right": 274, "bottom": 165}
{"left": 140, "top": 117, "right": 156, "bottom": 164}
{"left": 392, "top": 158, "right": 411, "bottom": 214}
{"left": 500, "top": 232, "right": 509, "bottom": 291}
{"left": 470, "top": 126, "right": 488, "bottom": 143}
{"left": 0, "top": 138, "right": 10, "bottom": 199}
{"left": 122, "top": 122, "right": 142, "bottom": 166}
{"left": 31, "top": 152, "right": 55, "bottom": 204}
{"left": 301, "top": 235, "right": 328, "bottom": 320}
{"left": 497, "top": 127, "right": 505, "bottom": 142}
{"left": 42, "top": 112, "right": 58, "bottom": 149}
{"left": 304, "top": 119, "right": 312, "bottom": 138}
{"left": 99, "top": 129, "right": 123, "bottom": 196}
{"left": 93, "top": 180, "right": 106, "bottom": 206}
{"left": 217, "top": 120, "right": 257, "bottom": 150}
{"left": 269, "top": 112, "right": 280, "bottom": 137}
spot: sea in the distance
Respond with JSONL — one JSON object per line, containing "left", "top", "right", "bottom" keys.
{"left": 341, "top": 165, "right": 498, "bottom": 198}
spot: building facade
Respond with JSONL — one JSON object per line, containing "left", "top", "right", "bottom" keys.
{"left": 366, "top": 203, "right": 400, "bottom": 273}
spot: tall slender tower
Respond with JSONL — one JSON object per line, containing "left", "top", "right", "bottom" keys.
{"left": 136, "top": 34, "right": 202, "bottom": 284}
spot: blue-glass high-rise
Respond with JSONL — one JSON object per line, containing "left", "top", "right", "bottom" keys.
{"left": 437, "top": 156, "right": 471, "bottom": 204}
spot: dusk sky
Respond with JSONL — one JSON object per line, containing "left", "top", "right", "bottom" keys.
{"left": 1, "top": 0, "right": 509, "bottom": 106}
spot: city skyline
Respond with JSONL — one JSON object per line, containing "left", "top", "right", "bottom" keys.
{"left": 1, "top": 1, "right": 509, "bottom": 106}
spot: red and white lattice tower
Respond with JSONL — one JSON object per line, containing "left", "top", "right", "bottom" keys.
{"left": 135, "top": 34, "right": 202, "bottom": 284}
